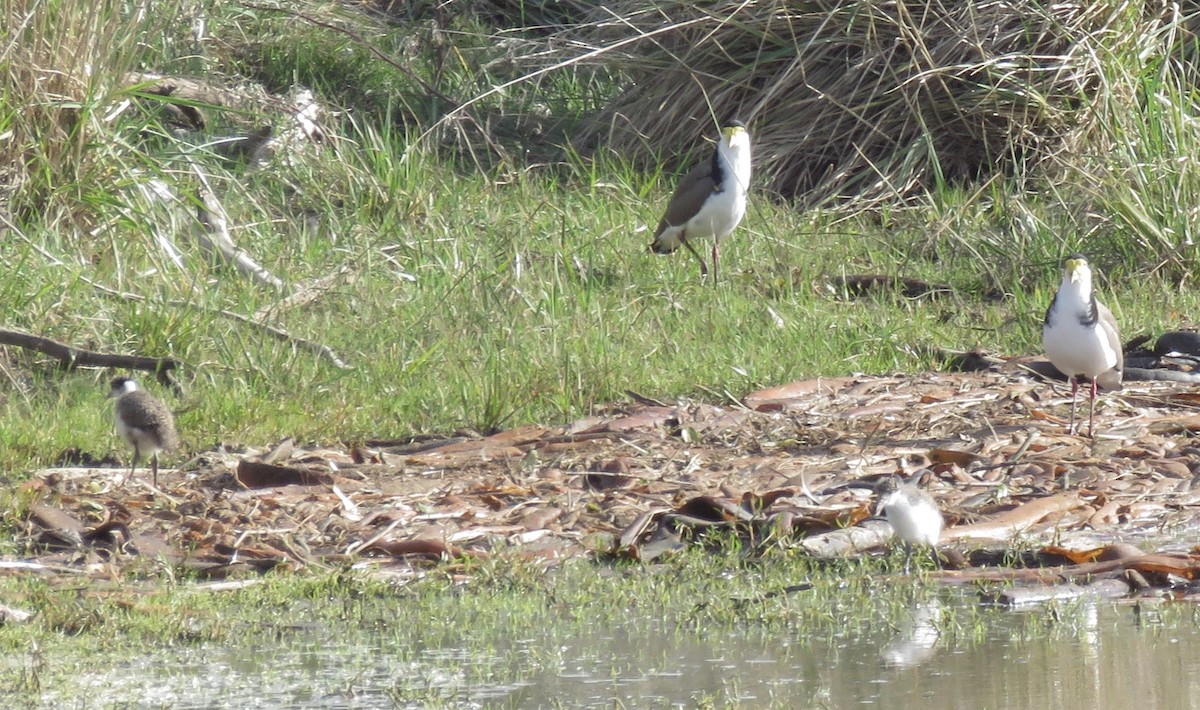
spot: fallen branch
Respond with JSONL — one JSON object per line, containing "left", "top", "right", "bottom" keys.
{"left": 0, "top": 557, "right": 95, "bottom": 574}
{"left": 933, "top": 552, "right": 1200, "bottom": 586}
{"left": 942, "top": 492, "right": 1083, "bottom": 542}
{"left": 0, "top": 328, "right": 179, "bottom": 387}
{"left": 184, "top": 579, "right": 265, "bottom": 593}
{"left": 798, "top": 517, "right": 895, "bottom": 559}
{"left": 3, "top": 603, "right": 48, "bottom": 628}
{"left": 190, "top": 300, "right": 352, "bottom": 369}
{"left": 982, "top": 579, "right": 1132, "bottom": 606}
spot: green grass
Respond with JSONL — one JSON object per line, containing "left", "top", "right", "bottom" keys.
{"left": 0, "top": 159, "right": 1030, "bottom": 472}
{"left": 1, "top": 133, "right": 1196, "bottom": 472}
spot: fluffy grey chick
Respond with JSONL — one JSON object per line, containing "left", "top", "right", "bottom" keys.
{"left": 108, "top": 377, "right": 178, "bottom": 487}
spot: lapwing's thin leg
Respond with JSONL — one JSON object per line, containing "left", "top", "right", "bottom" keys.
{"left": 711, "top": 243, "right": 720, "bottom": 282}
{"left": 151, "top": 453, "right": 159, "bottom": 488}
{"left": 681, "top": 239, "right": 708, "bottom": 277}
{"left": 122, "top": 452, "right": 140, "bottom": 486}
{"left": 1067, "top": 377, "right": 1080, "bottom": 435}
{"left": 1088, "top": 379, "right": 1099, "bottom": 438}
{"left": 903, "top": 542, "right": 913, "bottom": 575}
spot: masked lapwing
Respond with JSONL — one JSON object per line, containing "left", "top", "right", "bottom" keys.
{"left": 650, "top": 119, "right": 752, "bottom": 280}
{"left": 108, "top": 377, "right": 178, "bottom": 487}
{"left": 874, "top": 476, "right": 943, "bottom": 574}
{"left": 1042, "top": 254, "right": 1123, "bottom": 437}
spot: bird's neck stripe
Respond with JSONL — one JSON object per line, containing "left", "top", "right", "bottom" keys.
{"left": 709, "top": 144, "right": 726, "bottom": 192}
{"left": 1079, "top": 294, "right": 1099, "bottom": 326}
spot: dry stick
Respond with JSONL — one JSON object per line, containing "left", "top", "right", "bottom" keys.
{"left": 182, "top": 162, "right": 350, "bottom": 367}
{"left": 0, "top": 328, "right": 180, "bottom": 386}
{"left": 933, "top": 553, "right": 1200, "bottom": 586}
{"left": 189, "top": 167, "right": 285, "bottom": 291}
{"left": 941, "top": 491, "right": 1082, "bottom": 543}
{"left": 970, "top": 428, "right": 1040, "bottom": 473}
{"left": 82, "top": 278, "right": 352, "bottom": 370}
{"left": 6, "top": 187, "right": 344, "bottom": 376}
{"left": 3, "top": 220, "right": 182, "bottom": 386}
{"left": 346, "top": 516, "right": 405, "bottom": 556}
{"left": 131, "top": 476, "right": 183, "bottom": 506}
{"left": 186, "top": 305, "right": 351, "bottom": 369}
{"left": 252, "top": 263, "right": 357, "bottom": 323}
{"left": 796, "top": 470, "right": 821, "bottom": 506}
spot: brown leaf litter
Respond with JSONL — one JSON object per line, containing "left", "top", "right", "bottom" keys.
{"left": 16, "top": 369, "right": 1200, "bottom": 602}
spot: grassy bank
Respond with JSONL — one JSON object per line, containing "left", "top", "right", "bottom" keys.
{"left": 5, "top": 161, "right": 1196, "bottom": 476}
{"left": 5, "top": 4, "right": 1200, "bottom": 697}
{"left": 1, "top": 8, "right": 1199, "bottom": 472}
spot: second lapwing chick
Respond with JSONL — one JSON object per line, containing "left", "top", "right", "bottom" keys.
{"left": 108, "top": 377, "right": 178, "bottom": 487}
{"left": 874, "top": 476, "right": 943, "bottom": 574}
{"left": 650, "top": 119, "right": 752, "bottom": 280}
{"left": 1042, "top": 254, "right": 1123, "bottom": 437}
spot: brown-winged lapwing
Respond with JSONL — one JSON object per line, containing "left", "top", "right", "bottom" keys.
{"left": 108, "top": 377, "right": 178, "bottom": 487}
{"left": 1042, "top": 254, "right": 1123, "bottom": 437}
{"left": 650, "top": 119, "right": 752, "bottom": 280}
{"left": 874, "top": 476, "right": 943, "bottom": 574}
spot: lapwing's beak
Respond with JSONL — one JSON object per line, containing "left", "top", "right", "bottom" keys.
{"left": 1065, "top": 257, "right": 1085, "bottom": 284}
{"left": 722, "top": 125, "right": 745, "bottom": 142}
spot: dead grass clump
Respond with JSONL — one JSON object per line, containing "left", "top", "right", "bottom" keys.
{"left": 566, "top": 1, "right": 1136, "bottom": 208}
{"left": 0, "top": 0, "right": 171, "bottom": 225}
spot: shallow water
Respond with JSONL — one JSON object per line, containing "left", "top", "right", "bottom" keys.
{"left": 14, "top": 597, "right": 1200, "bottom": 709}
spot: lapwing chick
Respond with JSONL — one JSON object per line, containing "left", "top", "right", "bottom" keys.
{"left": 650, "top": 119, "right": 752, "bottom": 280}
{"left": 874, "top": 476, "right": 943, "bottom": 574}
{"left": 1042, "top": 254, "right": 1123, "bottom": 437}
{"left": 108, "top": 377, "right": 178, "bottom": 487}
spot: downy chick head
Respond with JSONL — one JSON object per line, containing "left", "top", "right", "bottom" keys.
{"left": 108, "top": 376, "right": 139, "bottom": 399}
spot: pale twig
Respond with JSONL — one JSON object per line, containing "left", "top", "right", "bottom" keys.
{"left": 189, "top": 164, "right": 286, "bottom": 291}
{"left": 252, "top": 263, "right": 357, "bottom": 322}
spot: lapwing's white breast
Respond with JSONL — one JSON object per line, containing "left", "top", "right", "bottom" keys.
{"left": 881, "top": 489, "right": 943, "bottom": 547}
{"left": 684, "top": 131, "right": 752, "bottom": 242}
{"left": 1043, "top": 277, "right": 1120, "bottom": 380}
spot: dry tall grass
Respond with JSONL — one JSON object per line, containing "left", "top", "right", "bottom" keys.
{"left": 0, "top": 0, "right": 173, "bottom": 227}
{"left": 561, "top": 0, "right": 1169, "bottom": 208}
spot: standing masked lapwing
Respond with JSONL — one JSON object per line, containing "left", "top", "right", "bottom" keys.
{"left": 874, "top": 476, "right": 943, "bottom": 574}
{"left": 650, "top": 119, "right": 752, "bottom": 280}
{"left": 1042, "top": 254, "right": 1123, "bottom": 437}
{"left": 108, "top": 377, "right": 178, "bottom": 487}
